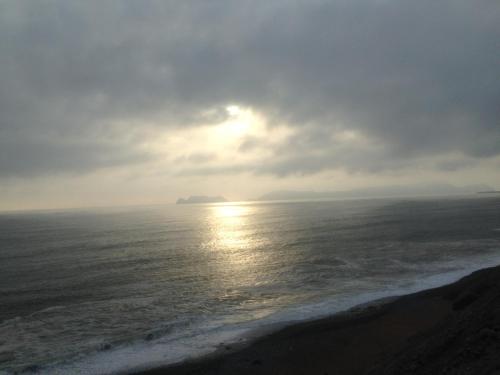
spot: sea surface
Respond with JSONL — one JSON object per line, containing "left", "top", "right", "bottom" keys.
{"left": 1, "top": 196, "right": 500, "bottom": 374}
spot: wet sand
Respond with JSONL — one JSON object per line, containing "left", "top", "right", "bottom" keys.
{"left": 132, "top": 265, "right": 500, "bottom": 375}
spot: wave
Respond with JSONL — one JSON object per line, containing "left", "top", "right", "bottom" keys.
{"left": 19, "top": 251, "right": 500, "bottom": 375}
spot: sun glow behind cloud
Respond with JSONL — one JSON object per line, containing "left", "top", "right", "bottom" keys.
{"left": 146, "top": 105, "right": 293, "bottom": 175}
{"left": 218, "top": 105, "right": 255, "bottom": 137}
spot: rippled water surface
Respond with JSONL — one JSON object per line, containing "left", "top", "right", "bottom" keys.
{"left": 1, "top": 197, "right": 500, "bottom": 374}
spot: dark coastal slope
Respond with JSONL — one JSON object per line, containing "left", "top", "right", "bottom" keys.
{"left": 133, "top": 265, "right": 500, "bottom": 375}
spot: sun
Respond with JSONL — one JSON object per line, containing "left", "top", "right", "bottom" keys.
{"left": 219, "top": 105, "right": 253, "bottom": 137}
{"left": 225, "top": 105, "right": 242, "bottom": 116}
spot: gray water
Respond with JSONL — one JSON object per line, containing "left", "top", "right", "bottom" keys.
{"left": 1, "top": 196, "right": 500, "bottom": 374}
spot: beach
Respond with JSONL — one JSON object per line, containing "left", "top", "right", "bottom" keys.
{"left": 133, "top": 264, "right": 500, "bottom": 375}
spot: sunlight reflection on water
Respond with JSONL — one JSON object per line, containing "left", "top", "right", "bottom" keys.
{"left": 201, "top": 203, "right": 274, "bottom": 288}
{"left": 210, "top": 203, "right": 252, "bottom": 251}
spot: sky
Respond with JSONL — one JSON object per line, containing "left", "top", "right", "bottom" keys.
{"left": 0, "top": 0, "right": 499, "bottom": 211}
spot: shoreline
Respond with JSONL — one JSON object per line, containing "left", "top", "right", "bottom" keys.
{"left": 130, "top": 264, "right": 500, "bottom": 375}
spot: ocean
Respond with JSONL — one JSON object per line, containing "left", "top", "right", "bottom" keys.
{"left": 1, "top": 196, "right": 500, "bottom": 374}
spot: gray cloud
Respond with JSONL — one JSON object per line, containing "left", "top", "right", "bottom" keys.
{"left": 175, "top": 152, "right": 217, "bottom": 164}
{"left": 238, "top": 136, "right": 268, "bottom": 153}
{"left": 0, "top": 0, "right": 499, "bottom": 178}
{"left": 435, "top": 158, "right": 478, "bottom": 172}
{"left": 0, "top": 136, "right": 150, "bottom": 178}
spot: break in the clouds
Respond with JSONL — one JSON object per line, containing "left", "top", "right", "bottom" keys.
{"left": 0, "top": 0, "right": 499, "bottom": 183}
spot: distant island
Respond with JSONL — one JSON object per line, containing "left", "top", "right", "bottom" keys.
{"left": 477, "top": 191, "right": 500, "bottom": 194}
{"left": 176, "top": 195, "right": 227, "bottom": 204}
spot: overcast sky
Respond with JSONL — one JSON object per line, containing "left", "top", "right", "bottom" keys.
{"left": 1, "top": 0, "right": 499, "bottom": 210}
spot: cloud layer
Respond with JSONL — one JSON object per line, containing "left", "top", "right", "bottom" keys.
{"left": 1, "top": 0, "right": 499, "bottom": 179}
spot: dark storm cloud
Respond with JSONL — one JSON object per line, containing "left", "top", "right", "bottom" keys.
{"left": 0, "top": 0, "right": 499, "bottom": 177}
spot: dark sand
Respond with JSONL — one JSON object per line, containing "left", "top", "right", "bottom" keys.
{"left": 132, "top": 265, "right": 500, "bottom": 375}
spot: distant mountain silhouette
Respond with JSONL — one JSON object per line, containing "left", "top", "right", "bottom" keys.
{"left": 176, "top": 195, "right": 227, "bottom": 204}
{"left": 258, "top": 183, "right": 494, "bottom": 201}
